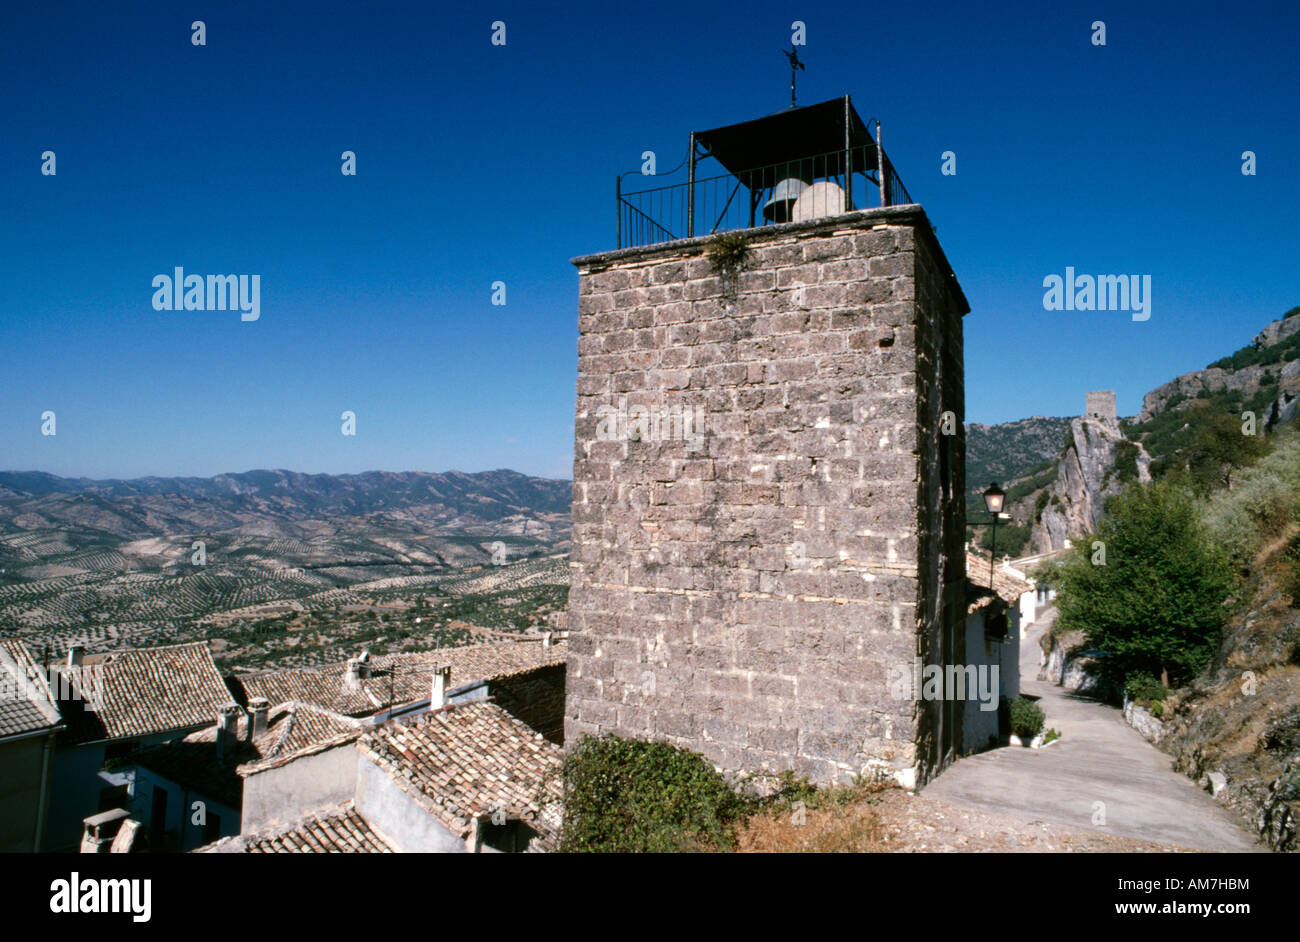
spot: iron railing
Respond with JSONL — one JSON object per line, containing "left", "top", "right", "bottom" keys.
{"left": 616, "top": 143, "right": 912, "bottom": 249}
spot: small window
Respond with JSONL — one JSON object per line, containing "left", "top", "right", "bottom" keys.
{"left": 204, "top": 812, "right": 222, "bottom": 844}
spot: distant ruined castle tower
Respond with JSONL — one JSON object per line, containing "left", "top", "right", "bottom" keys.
{"left": 564, "top": 96, "right": 969, "bottom": 787}
{"left": 1085, "top": 390, "right": 1117, "bottom": 424}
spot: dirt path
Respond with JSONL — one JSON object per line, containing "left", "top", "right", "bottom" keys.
{"left": 920, "top": 607, "right": 1263, "bottom": 852}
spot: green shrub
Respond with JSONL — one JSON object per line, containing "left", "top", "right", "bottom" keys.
{"left": 1285, "top": 534, "right": 1300, "bottom": 605}
{"left": 1006, "top": 467, "right": 1060, "bottom": 505}
{"left": 1115, "top": 440, "right": 1140, "bottom": 483}
{"left": 706, "top": 232, "right": 748, "bottom": 274}
{"left": 980, "top": 522, "right": 1031, "bottom": 557}
{"left": 1034, "top": 489, "right": 1051, "bottom": 520}
{"left": 1203, "top": 497, "right": 1261, "bottom": 570}
{"left": 1010, "top": 697, "right": 1045, "bottom": 738}
{"left": 765, "top": 770, "right": 871, "bottom": 811}
{"left": 1125, "top": 671, "right": 1169, "bottom": 704}
{"left": 1239, "top": 472, "right": 1296, "bottom": 537}
{"left": 559, "top": 734, "right": 746, "bottom": 852}
{"left": 1204, "top": 430, "right": 1300, "bottom": 568}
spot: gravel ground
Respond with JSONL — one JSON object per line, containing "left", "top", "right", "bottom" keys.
{"left": 738, "top": 788, "right": 1194, "bottom": 853}
{"left": 869, "top": 790, "right": 1193, "bottom": 852}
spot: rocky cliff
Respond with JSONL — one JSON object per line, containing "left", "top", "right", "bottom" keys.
{"left": 1030, "top": 413, "right": 1152, "bottom": 554}
{"left": 1137, "top": 313, "right": 1300, "bottom": 426}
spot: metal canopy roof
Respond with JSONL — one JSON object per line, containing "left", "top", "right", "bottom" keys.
{"left": 692, "top": 95, "right": 877, "bottom": 179}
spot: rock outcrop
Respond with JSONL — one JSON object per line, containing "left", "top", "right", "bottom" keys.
{"left": 1137, "top": 315, "right": 1300, "bottom": 424}
{"left": 1030, "top": 409, "right": 1151, "bottom": 553}
{"left": 1159, "top": 569, "right": 1300, "bottom": 852}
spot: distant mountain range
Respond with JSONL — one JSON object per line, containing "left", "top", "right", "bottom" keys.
{"left": 0, "top": 469, "right": 572, "bottom": 542}
{"left": 7, "top": 307, "right": 1297, "bottom": 558}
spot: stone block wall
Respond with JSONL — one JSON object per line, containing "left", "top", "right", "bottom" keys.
{"left": 1085, "top": 390, "right": 1117, "bottom": 423}
{"left": 564, "top": 206, "right": 968, "bottom": 786}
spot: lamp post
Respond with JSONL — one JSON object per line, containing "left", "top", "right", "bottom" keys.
{"left": 983, "top": 482, "right": 1006, "bottom": 590}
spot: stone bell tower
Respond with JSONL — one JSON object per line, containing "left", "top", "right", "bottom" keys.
{"left": 564, "top": 95, "right": 970, "bottom": 787}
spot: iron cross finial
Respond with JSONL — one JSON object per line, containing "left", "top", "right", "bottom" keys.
{"left": 783, "top": 47, "right": 805, "bottom": 107}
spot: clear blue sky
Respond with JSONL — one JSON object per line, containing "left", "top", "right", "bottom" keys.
{"left": 2, "top": 0, "right": 1296, "bottom": 480}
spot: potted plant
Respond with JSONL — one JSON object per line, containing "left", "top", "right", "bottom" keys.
{"left": 1009, "top": 696, "right": 1046, "bottom": 748}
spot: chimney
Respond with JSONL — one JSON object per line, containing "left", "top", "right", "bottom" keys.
{"left": 67, "top": 644, "right": 84, "bottom": 670}
{"left": 430, "top": 666, "right": 451, "bottom": 710}
{"left": 247, "top": 698, "right": 269, "bottom": 741}
{"left": 344, "top": 650, "right": 371, "bottom": 691}
{"left": 215, "top": 703, "right": 240, "bottom": 761}
{"left": 543, "top": 632, "right": 553, "bottom": 648}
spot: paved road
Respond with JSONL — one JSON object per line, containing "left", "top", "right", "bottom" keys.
{"left": 922, "top": 607, "right": 1262, "bottom": 852}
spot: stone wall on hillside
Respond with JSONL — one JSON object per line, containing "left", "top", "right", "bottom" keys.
{"left": 563, "top": 207, "right": 968, "bottom": 787}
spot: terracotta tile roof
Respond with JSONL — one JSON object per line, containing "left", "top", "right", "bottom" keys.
{"left": 197, "top": 801, "right": 394, "bottom": 853}
{"left": 0, "top": 638, "right": 61, "bottom": 739}
{"left": 260, "top": 702, "right": 361, "bottom": 758}
{"left": 232, "top": 638, "right": 567, "bottom": 717}
{"left": 358, "top": 700, "right": 563, "bottom": 850}
{"left": 965, "top": 583, "right": 1003, "bottom": 615}
{"left": 237, "top": 701, "right": 366, "bottom": 775}
{"left": 63, "top": 641, "right": 230, "bottom": 743}
{"left": 134, "top": 701, "right": 363, "bottom": 806}
{"left": 233, "top": 668, "right": 375, "bottom": 717}
{"left": 965, "top": 554, "right": 1034, "bottom": 609}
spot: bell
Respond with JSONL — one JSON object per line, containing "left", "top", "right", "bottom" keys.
{"left": 791, "top": 181, "right": 849, "bottom": 223}
{"left": 762, "top": 177, "right": 809, "bottom": 223}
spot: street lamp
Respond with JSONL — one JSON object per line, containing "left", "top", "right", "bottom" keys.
{"left": 983, "top": 482, "right": 1006, "bottom": 589}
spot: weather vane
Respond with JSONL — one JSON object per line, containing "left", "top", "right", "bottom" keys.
{"left": 783, "top": 47, "right": 805, "bottom": 107}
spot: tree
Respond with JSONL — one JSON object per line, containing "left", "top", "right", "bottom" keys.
{"left": 979, "top": 522, "right": 1031, "bottom": 557}
{"left": 1055, "top": 480, "right": 1233, "bottom": 687}
{"left": 1180, "top": 402, "right": 1268, "bottom": 492}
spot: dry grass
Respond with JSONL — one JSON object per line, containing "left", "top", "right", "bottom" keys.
{"left": 738, "top": 784, "right": 889, "bottom": 852}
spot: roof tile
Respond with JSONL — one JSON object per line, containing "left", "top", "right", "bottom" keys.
{"left": 357, "top": 700, "right": 563, "bottom": 850}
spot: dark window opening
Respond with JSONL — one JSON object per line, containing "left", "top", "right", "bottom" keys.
{"left": 104, "top": 739, "right": 139, "bottom": 760}
{"left": 478, "top": 819, "right": 538, "bottom": 853}
{"left": 150, "top": 785, "right": 168, "bottom": 839}
{"left": 98, "top": 784, "right": 130, "bottom": 813}
{"left": 204, "top": 811, "right": 221, "bottom": 845}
